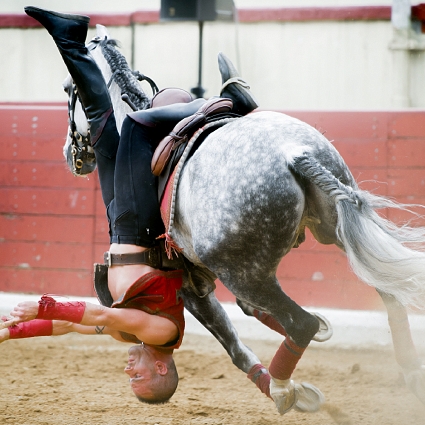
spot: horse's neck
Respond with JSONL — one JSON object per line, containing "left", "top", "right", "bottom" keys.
{"left": 91, "top": 48, "right": 132, "bottom": 134}
{"left": 109, "top": 82, "right": 131, "bottom": 133}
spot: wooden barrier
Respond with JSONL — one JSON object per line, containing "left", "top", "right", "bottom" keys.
{"left": 1, "top": 104, "right": 424, "bottom": 309}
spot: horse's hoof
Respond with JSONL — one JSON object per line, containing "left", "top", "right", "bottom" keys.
{"left": 311, "top": 312, "right": 333, "bottom": 342}
{"left": 294, "top": 382, "right": 325, "bottom": 412}
{"left": 404, "top": 365, "right": 425, "bottom": 404}
{"left": 270, "top": 378, "right": 297, "bottom": 415}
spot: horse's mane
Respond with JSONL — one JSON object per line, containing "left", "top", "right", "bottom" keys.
{"left": 100, "top": 38, "right": 150, "bottom": 111}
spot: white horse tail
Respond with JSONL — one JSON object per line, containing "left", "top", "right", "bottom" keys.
{"left": 291, "top": 155, "right": 425, "bottom": 309}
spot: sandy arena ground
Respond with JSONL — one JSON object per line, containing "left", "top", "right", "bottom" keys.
{"left": 1, "top": 330, "right": 424, "bottom": 425}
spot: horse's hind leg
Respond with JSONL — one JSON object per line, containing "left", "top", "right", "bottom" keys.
{"left": 180, "top": 286, "right": 273, "bottom": 399}
{"left": 379, "top": 290, "right": 425, "bottom": 404}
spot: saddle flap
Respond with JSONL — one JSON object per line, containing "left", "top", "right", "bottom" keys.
{"left": 151, "top": 115, "right": 203, "bottom": 176}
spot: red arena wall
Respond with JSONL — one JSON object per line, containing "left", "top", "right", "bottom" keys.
{"left": 0, "top": 104, "right": 424, "bottom": 309}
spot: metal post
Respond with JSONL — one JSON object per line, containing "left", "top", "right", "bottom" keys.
{"left": 130, "top": 21, "right": 135, "bottom": 71}
{"left": 392, "top": 0, "right": 411, "bottom": 29}
{"left": 191, "top": 21, "right": 206, "bottom": 98}
{"left": 390, "top": 0, "right": 411, "bottom": 107}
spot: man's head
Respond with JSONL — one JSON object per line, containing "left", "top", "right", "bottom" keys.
{"left": 125, "top": 344, "right": 178, "bottom": 404}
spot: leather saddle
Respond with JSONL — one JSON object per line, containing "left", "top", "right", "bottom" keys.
{"left": 152, "top": 96, "right": 233, "bottom": 176}
{"left": 151, "top": 97, "right": 237, "bottom": 200}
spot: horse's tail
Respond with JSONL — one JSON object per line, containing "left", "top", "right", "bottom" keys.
{"left": 291, "top": 155, "right": 425, "bottom": 309}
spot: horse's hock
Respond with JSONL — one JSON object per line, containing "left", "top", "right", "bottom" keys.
{"left": 0, "top": 104, "right": 424, "bottom": 310}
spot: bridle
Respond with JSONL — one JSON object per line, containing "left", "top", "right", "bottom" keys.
{"left": 67, "top": 84, "right": 95, "bottom": 175}
{"left": 67, "top": 37, "right": 159, "bottom": 176}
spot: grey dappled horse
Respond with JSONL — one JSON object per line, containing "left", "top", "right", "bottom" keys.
{"left": 63, "top": 25, "right": 425, "bottom": 414}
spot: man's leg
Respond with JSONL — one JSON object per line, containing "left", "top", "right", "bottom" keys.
{"left": 109, "top": 117, "right": 165, "bottom": 247}
{"left": 25, "top": 6, "right": 119, "bottom": 207}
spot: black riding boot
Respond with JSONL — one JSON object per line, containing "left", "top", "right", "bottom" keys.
{"left": 218, "top": 52, "right": 259, "bottom": 116}
{"left": 25, "top": 6, "right": 117, "bottom": 147}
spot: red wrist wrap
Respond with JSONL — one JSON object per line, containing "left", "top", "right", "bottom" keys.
{"left": 8, "top": 320, "right": 53, "bottom": 339}
{"left": 247, "top": 364, "right": 272, "bottom": 399}
{"left": 253, "top": 309, "right": 287, "bottom": 337}
{"left": 36, "top": 295, "right": 86, "bottom": 323}
{"left": 269, "top": 338, "right": 307, "bottom": 381}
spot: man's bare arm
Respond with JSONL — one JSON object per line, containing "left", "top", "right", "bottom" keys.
{"left": 8, "top": 299, "right": 177, "bottom": 346}
{"left": 0, "top": 318, "right": 127, "bottom": 344}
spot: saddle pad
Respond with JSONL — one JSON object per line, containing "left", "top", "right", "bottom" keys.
{"left": 159, "top": 117, "right": 237, "bottom": 258}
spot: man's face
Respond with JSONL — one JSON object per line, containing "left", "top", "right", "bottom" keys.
{"left": 124, "top": 344, "right": 156, "bottom": 399}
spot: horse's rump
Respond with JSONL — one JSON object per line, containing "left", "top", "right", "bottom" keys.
{"left": 173, "top": 111, "right": 352, "bottom": 261}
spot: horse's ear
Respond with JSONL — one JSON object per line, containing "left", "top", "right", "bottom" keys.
{"left": 96, "top": 24, "right": 111, "bottom": 40}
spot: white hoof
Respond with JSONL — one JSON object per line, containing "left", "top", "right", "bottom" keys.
{"left": 294, "top": 382, "right": 325, "bottom": 412}
{"left": 404, "top": 365, "right": 425, "bottom": 405}
{"left": 270, "top": 378, "right": 297, "bottom": 415}
{"left": 311, "top": 312, "right": 333, "bottom": 342}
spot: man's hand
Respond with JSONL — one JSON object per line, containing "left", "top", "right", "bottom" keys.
{"left": 9, "top": 301, "right": 39, "bottom": 324}
{"left": 0, "top": 327, "right": 10, "bottom": 343}
{"left": 0, "top": 328, "right": 9, "bottom": 343}
{"left": 0, "top": 317, "right": 10, "bottom": 342}
{"left": 0, "top": 301, "right": 38, "bottom": 329}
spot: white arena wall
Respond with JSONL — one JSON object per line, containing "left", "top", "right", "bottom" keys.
{"left": 1, "top": 2, "right": 425, "bottom": 110}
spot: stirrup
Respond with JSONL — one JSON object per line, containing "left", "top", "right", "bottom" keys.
{"left": 221, "top": 76, "right": 251, "bottom": 92}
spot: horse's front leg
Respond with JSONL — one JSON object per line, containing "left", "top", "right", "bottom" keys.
{"left": 379, "top": 290, "right": 425, "bottom": 404}
{"left": 236, "top": 298, "right": 333, "bottom": 342}
{"left": 180, "top": 286, "right": 274, "bottom": 399}
{"left": 248, "top": 287, "right": 325, "bottom": 415}
{"left": 216, "top": 274, "right": 325, "bottom": 415}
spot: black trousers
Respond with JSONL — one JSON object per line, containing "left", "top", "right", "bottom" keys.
{"left": 93, "top": 113, "right": 171, "bottom": 248}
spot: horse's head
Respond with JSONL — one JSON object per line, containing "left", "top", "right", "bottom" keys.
{"left": 63, "top": 24, "right": 156, "bottom": 177}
